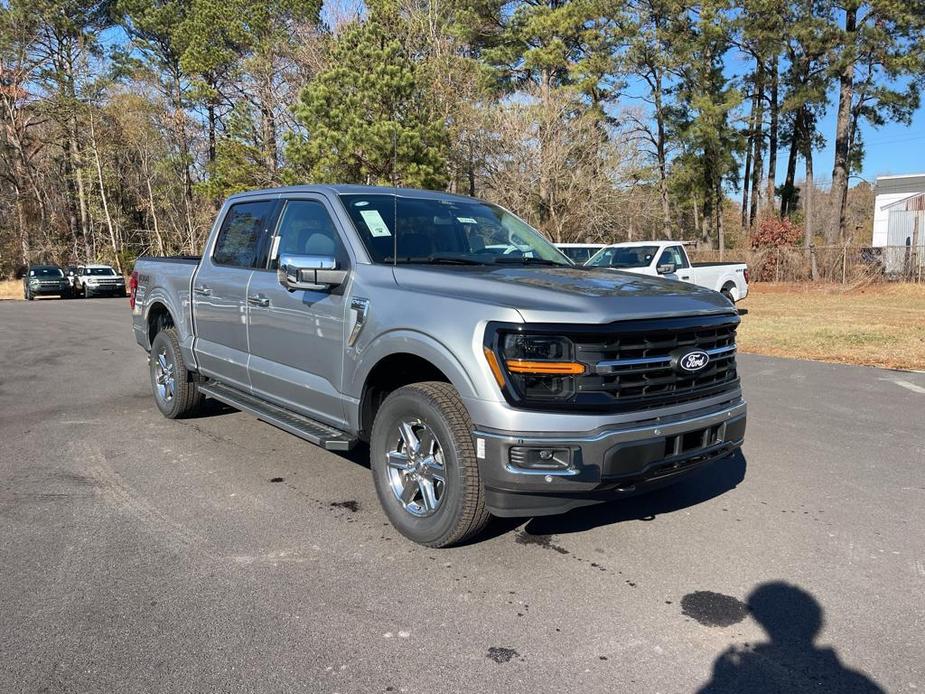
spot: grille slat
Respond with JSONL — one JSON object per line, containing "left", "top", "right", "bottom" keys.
{"left": 568, "top": 314, "right": 740, "bottom": 412}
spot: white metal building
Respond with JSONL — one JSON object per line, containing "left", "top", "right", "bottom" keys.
{"left": 873, "top": 174, "right": 925, "bottom": 274}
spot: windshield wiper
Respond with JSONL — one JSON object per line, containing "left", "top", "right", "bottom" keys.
{"left": 387, "top": 254, "right": 492, "bottom": 266}
{"left": 491, "top": 256, "right": 568, "bottom": 267}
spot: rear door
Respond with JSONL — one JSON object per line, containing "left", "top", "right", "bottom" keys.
{"left": 192, "top": 199, "right": 278, "bottom": 391}
{"left": 245, "top": 196, "right": 351, "bottom": 427}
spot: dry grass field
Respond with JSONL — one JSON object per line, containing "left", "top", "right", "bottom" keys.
{"left": 0, "top": 280, "right": 22, "bottom": 300}
{"left": 737, "top": 283, "right": 925, "bottom": 371}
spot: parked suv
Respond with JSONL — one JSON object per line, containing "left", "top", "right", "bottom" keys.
{"left": 74, "top": 264, "right": 126, "bottom": 297}
{"left": 23, "top": 265, "right": 71, "bottom": 300}
{"left": 131, "top": 186, "right": 746, "bottom": 547}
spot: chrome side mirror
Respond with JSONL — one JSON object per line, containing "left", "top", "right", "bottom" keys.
{"left": 656, "top": 262, "right": 676, "bottom": 275}
{"left": 278, "top": 254, "right": 348, "bottom": 291}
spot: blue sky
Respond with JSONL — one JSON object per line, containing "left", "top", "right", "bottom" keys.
{"left": 807, "top": 104, "right": 925, "bottom": 185}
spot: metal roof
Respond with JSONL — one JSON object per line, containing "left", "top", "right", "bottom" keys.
{"left": 875, "top": 173, "right": 925, "bottom": 196}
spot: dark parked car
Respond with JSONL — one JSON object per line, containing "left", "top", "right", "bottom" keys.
{"left": 23, "top": 265, "right": 72, "bottom": 300}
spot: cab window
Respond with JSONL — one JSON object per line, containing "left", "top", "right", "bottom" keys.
{"left": 272, "top": 200, "right": 348, "bottom": 269}
{"left": 658, "top": 245, "right": 689, "bottom": 270}
{"left": 212, "top": 201, "right": 277, "bottom": 268}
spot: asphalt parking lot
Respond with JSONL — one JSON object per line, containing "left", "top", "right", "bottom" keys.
{"left": 1, "top": 298, "right": 922, "bottom": 693}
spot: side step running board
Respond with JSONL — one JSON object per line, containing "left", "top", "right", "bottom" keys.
{"left": 199, "top": 382, "right": 356, "bottom": 451}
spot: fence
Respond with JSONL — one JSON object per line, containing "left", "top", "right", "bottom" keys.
{"left": 689, "top": 245, "right": 924, "bottom": 285}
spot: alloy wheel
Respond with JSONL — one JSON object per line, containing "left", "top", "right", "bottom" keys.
{"left": 154, "top": 348, "right": 176, "bottom": 403}
{"left": 385, "top": 419, "right": 447, "bottom": 517}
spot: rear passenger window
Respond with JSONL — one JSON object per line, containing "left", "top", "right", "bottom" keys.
{"left": 212, "top": 201, "right": 276, "bottom": 268}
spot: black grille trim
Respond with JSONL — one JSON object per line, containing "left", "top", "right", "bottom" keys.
{"left": 485, "top": 313, "right": 741, "bottom": 413}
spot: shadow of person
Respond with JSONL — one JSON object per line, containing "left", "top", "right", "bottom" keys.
{"left": 523, "top": 449, "right": 747, "bottom": 537}
{"left": 698, "top": 582, "right": 885, "bottom": 693}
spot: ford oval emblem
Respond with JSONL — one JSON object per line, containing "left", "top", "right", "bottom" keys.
{"left": 679, "top": 350, "right": 710, "bottom": 373}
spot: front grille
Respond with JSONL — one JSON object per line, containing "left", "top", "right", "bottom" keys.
{"left": 572, "top": 314, "right": 740, "bottom": 412}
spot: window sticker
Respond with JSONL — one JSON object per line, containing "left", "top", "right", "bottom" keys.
{"left": 457, "top": 216, "right": 477, "bottom": 224}
{"left": 360, "top": 209, "right": 392, "bottom": 237}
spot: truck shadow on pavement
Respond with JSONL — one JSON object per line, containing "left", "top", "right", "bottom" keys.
{"left": 695, "top": 581, "right": 885, "bottom": 693}
{"left": 520, "top": 449, "right": 747, "bottom": 537}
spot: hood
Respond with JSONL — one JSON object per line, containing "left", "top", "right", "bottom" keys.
{"left": 392, "top": 265, "right": 735, "bottom": 323}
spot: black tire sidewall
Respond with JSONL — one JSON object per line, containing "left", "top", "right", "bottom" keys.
{"left": 371, "top": 389, "right": 468, "bottom": 546}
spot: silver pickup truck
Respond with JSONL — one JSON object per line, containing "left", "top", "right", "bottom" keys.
{"left": 131, "top": 185, "right": 746, "bottom": 547}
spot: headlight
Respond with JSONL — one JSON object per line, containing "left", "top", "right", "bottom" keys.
{"left": 29, "top": 279, "right": 39, "bottom": 286}
{"left": 87, "top": 278, "right": 98, "bottom": 284}
{"left": 486, "top": 332, "right": 584, "bottom": 401}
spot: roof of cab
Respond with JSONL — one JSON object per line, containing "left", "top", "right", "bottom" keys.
{"left": 226, "top": 184, "right": 480, "bottom": 204}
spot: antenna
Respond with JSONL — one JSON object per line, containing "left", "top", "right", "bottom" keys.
{"left": 392, "top": 128, "right": 398, "bottom": 266}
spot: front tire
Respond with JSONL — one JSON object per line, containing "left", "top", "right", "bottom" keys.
{"left": 149, "top": 327, "right": 203, "bottom": 419}
{"left": 25, "top": 289, "right": 33, "bottom": 301}
{"left": 370, "top": 382, "right": 490, "bottom": 548}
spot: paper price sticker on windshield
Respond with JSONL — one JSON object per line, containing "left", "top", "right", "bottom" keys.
{"left": 360, "top": 210, "right": 392, "bottom": 237}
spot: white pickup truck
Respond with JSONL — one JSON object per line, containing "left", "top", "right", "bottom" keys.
{"left": 586, "top": 241, "right": 749, "bottom": 303}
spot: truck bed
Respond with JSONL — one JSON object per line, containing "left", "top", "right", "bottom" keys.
{"left": 691, "top": 261, "right": 745, "bottom": 267}
{"left": 136, "top": 255, "right": 201, "bottom": 265}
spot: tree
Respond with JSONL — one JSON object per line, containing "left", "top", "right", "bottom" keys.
{"left": 828, "top": 0, "right": 925, "bottom": 244}
{"left": 286, "top": 5, "right": 449, "bottom": 188}
{"left": 624, "top": 0, "right": 684, "bottom": 238}
{"left": 673, "top": 0, "right": 741, "bottom": 256}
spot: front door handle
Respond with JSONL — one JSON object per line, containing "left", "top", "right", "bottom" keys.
{"left": 680, "top": 275, "right": 690, "bottom": 280}
{"left": 247, "top": 295, "right": 270, "bottom": 307}
{"left": 193, "top": 285, "right": 212, "bottom": 296}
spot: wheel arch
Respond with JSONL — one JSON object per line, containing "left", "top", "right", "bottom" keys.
{"left": 352, "top": 332, "right": 480, "bottom": 441}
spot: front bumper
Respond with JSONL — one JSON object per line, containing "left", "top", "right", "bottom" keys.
{"left": 472, "top": 398, "right": 746, "bottom": 517}
{"left": 85, "top": 283, "right": 125, "bottom": 294}
{"left": 29, "top": 284, "right": 70, "bottom": 295}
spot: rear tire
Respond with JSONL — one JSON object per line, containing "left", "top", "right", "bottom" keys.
{"left": 370, "top": 381, "right": 490, "bottom": 548}
{"left": 721, "top": 283, "right": 736, "bottom": 304}
{"left": 149, "top": 327, "right": 203, "bottom": 419}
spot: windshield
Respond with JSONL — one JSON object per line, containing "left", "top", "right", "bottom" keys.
{"left": 586, "top": 246, "right": 659, "bottom": 269}
{"left": 30, "top": 268, "right": 63, "bottom": 278}
{"left": 87, "top": 267, "right": 116, "bottom": 276}
{"left": 339, "top": 194, "right": 572, "bottom": 266}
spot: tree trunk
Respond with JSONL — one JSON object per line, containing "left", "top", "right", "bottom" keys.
{"left": 741, "top": 89, "right": 756, "bottom": 230}
{"left": 90, "top": 114, "right": 121, "bottom": 273}
{"left": 653, "top": 76, "right": 671, "bottom": 239}
{"left": 765, "top": 57, "right": 779, "bottom": 210}
{"left": 829, "top": 6, "right": 857, "bottom": 245}
{"left": 801, "top": 109, "right": 817, "bottom": 280}
{"left": 716, "top": 181, "right": 725, "bottom": 260}
{"left": 780, "top": 108, "right": 802, "bottom": 217}
{"left": 748, "top": 67, "right": 765, "bottom": 230}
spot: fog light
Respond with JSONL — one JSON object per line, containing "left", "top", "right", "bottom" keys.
{"left": 509, "top": 446, "right": 571, "bottom": 471}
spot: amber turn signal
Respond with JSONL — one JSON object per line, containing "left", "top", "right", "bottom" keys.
{"left": 483, "top": 346, "right": 506, "bottom": 387}
{"left": 505, "top": 360, "right": 585, "bottom": 375}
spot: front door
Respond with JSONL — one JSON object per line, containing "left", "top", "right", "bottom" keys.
{"left": 246, "top": 197, "right": 351, "bottom": 428}
{"left": 192, "top": 199, "right": 277, "bottom": 391}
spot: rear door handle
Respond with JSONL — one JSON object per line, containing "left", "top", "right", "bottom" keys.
{"left": 680, "top": 276, "right": 690, "bottom": 280}
{"left": 247, "top": 295, "right": 270, "bottom": 307}
{"left": 193, "top": 285, "right": 212, "bottom": 296}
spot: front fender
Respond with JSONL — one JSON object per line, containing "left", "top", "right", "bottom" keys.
{"left": 347, "top": 329, "right": 481, "bottom": 403}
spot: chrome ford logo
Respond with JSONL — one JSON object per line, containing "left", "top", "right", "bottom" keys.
{"left": 678, "top": 350, "right": 710, "bottom": 373}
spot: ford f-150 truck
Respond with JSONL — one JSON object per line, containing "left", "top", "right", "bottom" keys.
{"left": 586, "top": 241, "right": 749, "bottom": 302}
{"left": 131, "top": 186, "right": 746, "bottom": 547}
